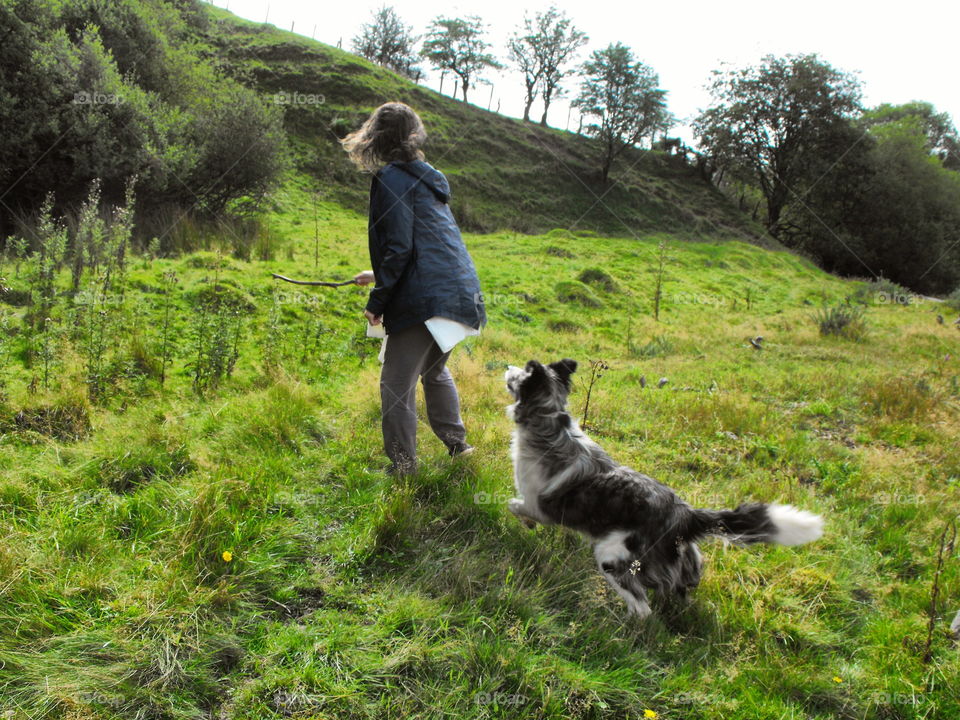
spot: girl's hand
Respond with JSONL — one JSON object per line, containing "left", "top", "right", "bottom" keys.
{"left": 364, "top": 310, "right": 382, "bottom": 326}
{"left": 354, "top": 270, "right": 375, "bottom": 286}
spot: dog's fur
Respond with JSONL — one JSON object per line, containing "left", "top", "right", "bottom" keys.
{"left": 505, "top": 359, "right": 824, "bottom": 619}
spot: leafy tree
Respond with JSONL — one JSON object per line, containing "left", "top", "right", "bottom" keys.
{"left": 507, "top": 6, "right": 586, "bottom": 125}
{"left": 351, "top": 6, "right": 420, "bottom": 80}
{"left": 0, "top": 0, "right": 287, "bottom": 237}
{"left": 862, "top": 102, "right": 960, "bottom": 170}
{"left": 572, "top": 43, "right": 671, "bottom": 183}
{"left": 693, "top": 54, "right": 862, "bottom": 236}
{"left": 420, "top": 16, "right": 500, "bottom": 103}
{"left": 797, "top": 117, "right": 960, "bottom": 294}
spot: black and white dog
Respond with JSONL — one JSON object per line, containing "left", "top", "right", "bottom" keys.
{"left": 504, "top": 359, "right": 824, "bottom": 619}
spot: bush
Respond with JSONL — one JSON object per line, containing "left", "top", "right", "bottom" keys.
{"left": 632, "top": 335, "right": 673, "bottom": 358}
{"left": 946, "top": 286, "right": 960, "bottom": 311}
{"left": 851, "top": 277, "right": 912, "bottom": 306}
{"left": 813, "top": 302, "right": 867, "bottom": 340}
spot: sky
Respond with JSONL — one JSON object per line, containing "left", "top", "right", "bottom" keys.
{"left": 208, "top": 0, "right": 960, "bottom": 144}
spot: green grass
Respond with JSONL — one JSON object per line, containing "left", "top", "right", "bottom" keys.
{"left": 1, "top": 188, "right": 958, "bottom": 719}
{"left": 1, "top": 5, "right": 959, "bottom": 718}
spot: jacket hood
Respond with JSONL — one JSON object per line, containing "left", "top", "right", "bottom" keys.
{"left": 389, "top": 160, "right": 451, "bottom": 203}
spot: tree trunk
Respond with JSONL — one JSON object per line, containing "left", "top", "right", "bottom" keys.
{"left": 539, "top": 102, "right": 550, "bottom": 127}
{"left": 462, "top": 78, "right": 469, "bottom": 102}
{"left": 523, "top": 97, "right": 533, "bottom": 122}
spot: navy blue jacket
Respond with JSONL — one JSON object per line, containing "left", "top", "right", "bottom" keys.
{"left": 366, "top": 159, "right": 486, "bottom": 335}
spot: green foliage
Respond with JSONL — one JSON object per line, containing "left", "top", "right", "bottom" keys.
{"left": 813, "top": 301, "right": 867, "bottom": 340}
{"left": 946, "top": 287, "right": 960, "bottom": 311}
{"left": 850, "top": 277, "right": 912, "bottom": 305}
{"left": 573, "top": 42, "right": 671, "bottom": 182}
{"left": 0, "top": 0, "right": 287, "bottom": 232}
{"left": 694, "top": 53, "right": 862, "bottom": 233}
{"left": 352, "top": 6, "right": 421, "bottom": 79}
{"left": 507, "top": 6, "right": 587, "bottom": 125}
{"left": 420, "top": 15, "right": 500, "bottom": 101}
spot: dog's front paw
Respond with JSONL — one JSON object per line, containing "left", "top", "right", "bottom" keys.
{"left": 508, "top": 498, "right": 538, "bottom": 529}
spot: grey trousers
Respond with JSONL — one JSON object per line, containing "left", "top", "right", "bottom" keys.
{"left": 380, "top": 322, "right": 467, "bottom": 472}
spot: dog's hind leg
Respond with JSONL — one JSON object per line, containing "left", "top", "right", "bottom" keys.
{"left": 594, "top": 532, "right": 651, "bottom": 619}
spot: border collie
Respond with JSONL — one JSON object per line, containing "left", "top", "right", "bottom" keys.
{"left": 504, "top": 359, "right": 824, "bottom": 619}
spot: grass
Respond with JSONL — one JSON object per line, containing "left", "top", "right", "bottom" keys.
{"left": 0, "top": 5, "right": 958, "bottom": 718}
{"left": 0, "top": 185, "right": 958, "bottom": 719}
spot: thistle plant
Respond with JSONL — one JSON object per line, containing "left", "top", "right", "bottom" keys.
{"left": 159, "top": 270, "right": 179, "bottom": 387}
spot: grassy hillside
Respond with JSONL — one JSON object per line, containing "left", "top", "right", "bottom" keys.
{"left": 196, "top": 6, "right": 765, "bottom": 241}
{"left": 1, "top": 173, "right": 959, "bottom": 718}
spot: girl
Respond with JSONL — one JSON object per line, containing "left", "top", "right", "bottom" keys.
{"left": 341, "top": 102, "right": 486, "bottom": 475}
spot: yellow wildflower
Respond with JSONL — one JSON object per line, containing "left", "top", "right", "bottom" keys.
{"left": 222, "top": 551, "right": 232, "bottom": 562}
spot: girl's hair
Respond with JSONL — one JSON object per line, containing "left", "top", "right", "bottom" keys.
{"left": 340, "top": 102, "right": 427, "bottom": 172}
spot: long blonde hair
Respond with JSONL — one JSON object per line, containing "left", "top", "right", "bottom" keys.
{"left": 340, "top": 102, "right": 427, "bottom": 172}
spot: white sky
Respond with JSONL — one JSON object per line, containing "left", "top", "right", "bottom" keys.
{"left": 209, "top": 0, "right": 960, "bottom": 144}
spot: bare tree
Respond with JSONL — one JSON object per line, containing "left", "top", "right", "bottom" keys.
{"left": 420, "top": 16, "right": 500, "bottom": 103}
{"left": 508, "top": 7, "right": 586, "bottom": 126}
{"left": 352, "top": 6, "right": 421, "bottom": 79}
{"left": 507, "top": 23, "right": 541, "bottom": 122}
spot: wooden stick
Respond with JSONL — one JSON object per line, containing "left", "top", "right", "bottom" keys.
{"left": 270, "top": 273, "right": 357, "bottom": 287}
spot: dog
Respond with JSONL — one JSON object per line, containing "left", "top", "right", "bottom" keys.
{"left": 504, "top": 359, "right": 824, "bottom": 619}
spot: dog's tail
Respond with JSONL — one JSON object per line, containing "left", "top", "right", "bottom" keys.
{"left": 687, "top": 503, "right": 823, "bottom": 546}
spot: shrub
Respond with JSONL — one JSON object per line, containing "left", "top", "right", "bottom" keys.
{"left": 555, "top": 280, "right": 602, "bottom": 308}
{"left": 945, "top": 286, "right": 960, "bottom": 311}
{"left": 813, "top": 302, "right": 867, "bottom": 340}
{"left": 632, "top": 335, "right": 673, "bottom": 358}
{"left": 851, "top": 277, "right": 912, "bottom": 306}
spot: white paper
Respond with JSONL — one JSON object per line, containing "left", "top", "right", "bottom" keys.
{"left": 424, "top": 316, "right": 480, "bottom": 353}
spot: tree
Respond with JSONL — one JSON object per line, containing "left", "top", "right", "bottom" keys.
{"left": 693, "top": 54, "right": 862, "bottom": 236}
{"left": 533, "top": 7, "right": 587, "bottom": 127}
{"left": 572, "top": 43, "right": 671, "bottom": 184}
{"left": 862, "top": 102, "right": 960, "bottom": 171}
{"left": 351, "top": 6, "right": 420, "bottom": 79}
{"left": 420, "top": 16, "right": 500, "bottom": 103}
{"left": 796, "top": 114, "right": 960, "bottom": 294}
{"left": 507, "top": 6, "right": 586, "bottom": 124}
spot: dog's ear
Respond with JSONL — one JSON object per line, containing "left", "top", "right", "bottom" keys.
{"left": 518, "top": 360, "right": 547, "bottom": 401}
{"left": 549, "top": 358, "right": 577, "bottom": 387}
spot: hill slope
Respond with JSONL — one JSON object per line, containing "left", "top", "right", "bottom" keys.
{"left": 197, "top": 6, "right": 767, "bottom": 241}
